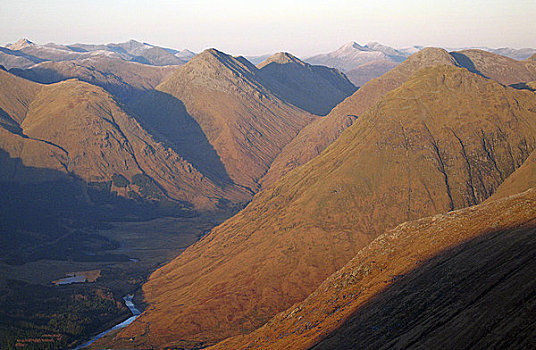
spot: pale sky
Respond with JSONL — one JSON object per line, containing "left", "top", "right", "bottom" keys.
{"left": 1, "top": 0, "right": 534, "bottom": 57}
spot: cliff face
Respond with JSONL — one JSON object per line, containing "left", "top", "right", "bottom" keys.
{"left": 113, "top": 65, "right": 536, "bottom": 349}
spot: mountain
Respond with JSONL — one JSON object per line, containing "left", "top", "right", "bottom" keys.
{"left": 210, "top": 187, "right": 536, "bottom": 350}
{"left": 257, "top": 52, "right": 356, "bottom": 115}
{"left": 245, "top": 54, "right": 272, "bottom": 65}
{"left": 259, "top": 48, "right": 460, "bottom": 188}
{"left": 488, "top": 47, "right": 536, "bottom": 61}
{"left": 1, "top": 38, "right": 191, "bottom": 69}
{"left": 487, "top": 148, "right": 536, "bottom": 201}
{"left": 108, "top": 65, "right": 536, "bottom": 349}
{"left": 0, "top": 46, "right": 45, "bottom": 70}
{"left": 451, "top": 49, "right": 536, "bottom": 85}
{"left": 307, "top": 42, "right": 407, "bottom": 72}
{"left": 306, "top": 42, "right": 409, "bottom": 86}
{"left": 9, "top": 56, "right": 179, "bottom": 103}
{"left": 175, "top": 49, "right": 196, "bottom": 61}
{"left": 0, "top": 69, "right": 249, "bottom": 210}
{"left": 152, "top": 48, "right": 317, "bottom": 191}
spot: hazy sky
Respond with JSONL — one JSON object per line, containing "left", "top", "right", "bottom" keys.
{"left": 1, "top": 0, "right": 534, "bottom": 57}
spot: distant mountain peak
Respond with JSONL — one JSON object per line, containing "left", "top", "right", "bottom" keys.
{"left": 7, "top": 38, "right": 35, "bottom": 50}
{"left": 257, "top": 52, "right": 305, "bottom": 68}
{"left": 337, "top": 41, "right": 368, "bottom": 53}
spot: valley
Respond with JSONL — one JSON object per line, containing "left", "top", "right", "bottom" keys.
{"left": 1, "top": 28, "right": 535, "bottom": 350}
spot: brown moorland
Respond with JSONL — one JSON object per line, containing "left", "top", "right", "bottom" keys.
{"left": 212, "top": 187, "right": 536, "bottom": 350}
{"left": 261, "top": 48, "right": 536, "bottom": 191}
{"left": 451, "top": 49, "right": 536, "bottom": 85}
{"left": 259, "top": 48, "right": 459, "bottom": 188}
{"left": 109, "top": 65, "right": 536, "bottom": 349}
{"left": 156, "top": 48, "right": 317, "bottom": 191}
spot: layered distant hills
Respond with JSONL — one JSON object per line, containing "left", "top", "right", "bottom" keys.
{"left": 0, "top": 38, "right": 193, "bottom": 69}
{"left": 305, "top": 41, "right": 536, "bottom": 86}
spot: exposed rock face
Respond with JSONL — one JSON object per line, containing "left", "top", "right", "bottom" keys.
{"left": 156, "top": 48, "right": 317, "bottom": 192}
{"left": 211, "top": 188, "right": 536, "bottom": 350}
{"left": 113, "top": 65, "right": 536, "bottom": 349}
{"left": 257, "top": 52, "right": 356, "bottom": 116}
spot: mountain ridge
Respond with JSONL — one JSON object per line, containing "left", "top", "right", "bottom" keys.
{"left": 109, "top": 64, "right": 536, "bottom": 349}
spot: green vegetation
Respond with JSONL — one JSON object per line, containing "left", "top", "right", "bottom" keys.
{"left": 132, "top": 173, "right": 164, "bottom": 199}
{"left": 0, "top": 279, "right": 128, "bottom": 350}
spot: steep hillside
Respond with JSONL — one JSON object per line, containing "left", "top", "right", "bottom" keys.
{"left": 259, "top": 48, "right": 458, "bottom": 188}
{"left": 110, "top": 65, "right": 536, "bottom": 349}
{"left": 156, "top": 48, "right": 316, "bottom": 191}
{"left": 212, "top": 188, "right": 536, "bottom": 350}
{"left": 451, "top": 49, "right": 536, "bottom": 85}
{"left": 9, "top": 56, "right": 179, "bottom": 103}
{"left": 259, "top": 113, "right": 357, "bottom": 188}
{"left": 488, "top": 149, "right": 536, "bottom": 201}
{"left": 0, "top": 70, "right": 249, "bottom": 209}
{"left": 257, "top": 52, "right": 356, "bottom": 115}
{"left": 0, "top": 69, "right": 41, "bottom": 128}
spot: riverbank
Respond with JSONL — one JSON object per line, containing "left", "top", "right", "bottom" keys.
{"left": 73, "top": 294, "right": 141, "bottom": 350}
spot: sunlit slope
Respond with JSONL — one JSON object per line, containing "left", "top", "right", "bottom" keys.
{"left": 114, "top": 65, "right": 536, "bottom": 349}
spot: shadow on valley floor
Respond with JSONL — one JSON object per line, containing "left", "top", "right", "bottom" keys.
{"left": 129, "top": 90, "right": 233, "bottom": 186}
{"left": 313, "top": 221, "right": 536, "bottom": 350}
{"left": 0, "top": 149, "right": 192, "bottom": 265}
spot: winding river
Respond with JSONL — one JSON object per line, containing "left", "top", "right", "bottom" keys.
{"left": 73, "top": 294, "right": 141, "bottom": 349}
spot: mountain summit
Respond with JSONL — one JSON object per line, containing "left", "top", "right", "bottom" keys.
{"left": 6, "top": 38, "right": 34, "bottom": 51}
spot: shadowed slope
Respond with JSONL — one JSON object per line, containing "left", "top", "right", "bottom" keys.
{"left": 451, "top": 49, "right": 536, "bottom": 85}
{"left": 257, "top": 52, "right": 356, "bottom": 115}
{"left": 130, "top": 90, "right": 232, "bottom": 186}
{"left": 111, "top": 65, "right": 536, "bottom": 349}
{"left": 212, "top": 188, "right": 536, "bottom": 350}
{"left": 157, "top": 48, "right": 316, "bottom": 191}
{"left": 345, "top": 59, "right": 399, "bottom": 87}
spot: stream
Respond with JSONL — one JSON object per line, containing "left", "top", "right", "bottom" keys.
{"left": 72, "top": 294, "right": 141, "bottom": 349}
